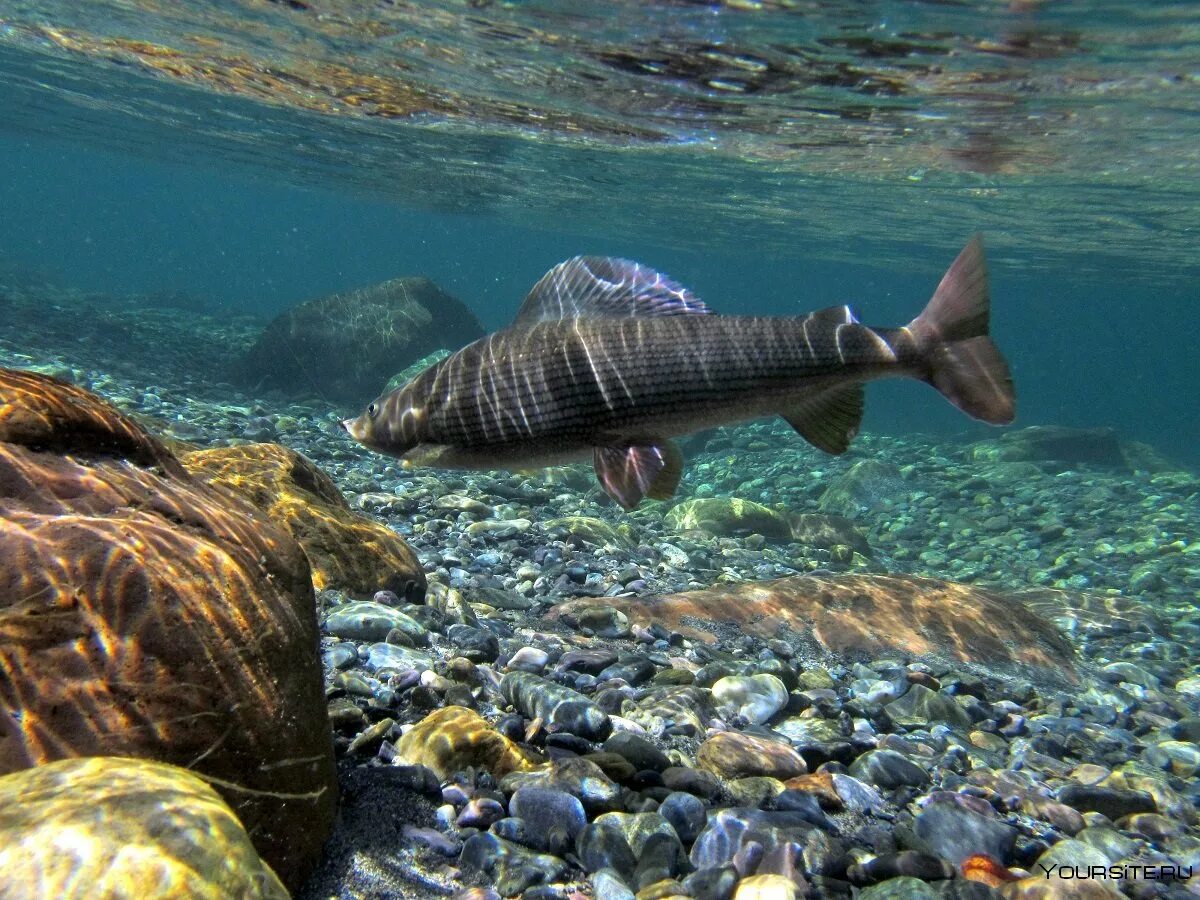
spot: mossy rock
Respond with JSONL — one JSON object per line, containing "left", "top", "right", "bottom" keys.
{"left": 183, "top": 442, "right": 425, "bottom": 599}
{"left": 665, "top": 497, "right": 791, "bottom": 540}
{"left": 543, "top": 515, "right": 633, "bottom": 548}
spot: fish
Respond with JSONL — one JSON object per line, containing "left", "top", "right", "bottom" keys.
{"left": 342, "top": 235, "right": 1015, "bottom": 509}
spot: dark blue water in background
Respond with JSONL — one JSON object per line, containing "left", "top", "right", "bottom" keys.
{"left": 1, "top": 130, "right": 1194, "bottom": 467}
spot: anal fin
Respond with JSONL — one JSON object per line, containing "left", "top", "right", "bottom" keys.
{"left": 593, "top": 440, "right": 683, "bottom": 510}
{"left": 781, "top": 385, "right": 864, "bottom": 455}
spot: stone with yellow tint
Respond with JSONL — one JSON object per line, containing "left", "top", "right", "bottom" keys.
{"left": 0, "top": 756, "right": 287, "bottom": 899}
{"left": 1000, "top": 876, "right": 1121, "bottom": 900}
{"left": 636, "top": 879, "right": 691, "bottom": 899}
{"left": 543, "top": 515, "right": 634, "bottom": 549}
{"left": 735, "top": 874, "right": 799, "bottom": 899}
{"left": 0, "top": 367, "right": 335, "bottom": 891}
{"left": 182, "top": 441, "right": 425, "bottom": 598}
{"left": 666, "top": 497, "right": 792, "bottom": 541}
{"left": 397, "top": 706, "right": 543, "bottom": 780}
{"left": 783, "top": 772, "right": 843, "bottom": 810}
{"left": 970, "top": 730, "right": 1010, "bottom": 752}
{"left": 696, "top": 731, "right": 807, "bottom": 781}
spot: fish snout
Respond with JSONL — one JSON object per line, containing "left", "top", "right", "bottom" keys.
{"left": 341, "top": 416, "right": 366, "bottom": 441}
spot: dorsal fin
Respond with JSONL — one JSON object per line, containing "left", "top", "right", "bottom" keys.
{"left": 514, "top": 256, "right": 712, "bottom": 324}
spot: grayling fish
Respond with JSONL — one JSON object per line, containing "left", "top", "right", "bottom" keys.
{"left": 343, "top": 236, "right": 1014, "bottom": 509}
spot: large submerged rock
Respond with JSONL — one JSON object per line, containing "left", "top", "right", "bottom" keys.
{"left": 230, "top": 275, "right": 484, "bottom": 402}
{"left": 183, "top": 442, "right": 425, "bottom": 598}
{"left": 553, "top": 573, "right": 1079, "bottom": 683}
{"left": 0, "top": 367, "right": 336, "bottom": 890}
{"left": 0, "top": 757, "right": 288, "bottom": 899}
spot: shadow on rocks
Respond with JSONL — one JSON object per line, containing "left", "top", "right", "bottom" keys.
{"left": 297, "top": 762, "right": 461, "bottom": 899}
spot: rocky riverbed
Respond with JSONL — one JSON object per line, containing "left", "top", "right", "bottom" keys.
{"left": 2, "top": 278, "right": 1199, "bottom": 899}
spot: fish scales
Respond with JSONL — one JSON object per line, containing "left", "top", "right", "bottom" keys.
{"left": 421, "top": 316, "right": 909, "bottom": 448}
{"left": 343, "top": 238, "right": 1015, "bottom": 508}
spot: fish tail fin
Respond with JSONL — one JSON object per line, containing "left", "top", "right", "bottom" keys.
{"left": 907, "top": 234, "right": 1015, "bottom": 425}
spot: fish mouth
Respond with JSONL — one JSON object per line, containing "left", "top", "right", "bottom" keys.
{"left": 341, "top": 417, "right": 366, "bottom": 441}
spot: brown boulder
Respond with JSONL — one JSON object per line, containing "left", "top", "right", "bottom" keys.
{"left": 0, "top": 367, "right": 336, "bottom": 891}
{"left": 182, "top": 442, "right": 425, "bottom": 598}
{"left": 229, "top": 275, "right": 484, "bottom": 402}
{"left": 553, "top": 573, "right": 1079, "bottom": 683}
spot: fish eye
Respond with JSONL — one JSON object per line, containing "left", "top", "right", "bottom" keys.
{"left": 367, "top": 403, "right": 378, "bottom": 418}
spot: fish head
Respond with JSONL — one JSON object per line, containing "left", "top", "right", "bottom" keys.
{"left": 341, "top": 383, "right": 427, "bottom": 456}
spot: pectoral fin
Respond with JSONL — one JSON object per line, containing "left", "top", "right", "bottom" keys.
{"left": 593, "top": 440, "right": 683, "bottom": 509}
{"left": 781, "top": 385, "right": 864, "bottom": 455}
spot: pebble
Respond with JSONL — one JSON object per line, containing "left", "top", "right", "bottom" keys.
{"left": 696, "top": 732, "right": 808, "bottom": 781}
{"left": 856, "top": 876, "right": 940, "bottom": 900}
{"left": 507, "top": 646, "right": 550, "bottom": 672}
{"left": 659, "top": 791, "right": 708, "bottom": 846}
{"left": 500, "top": 757, "right": 622, "bottom": 815}
{"left": 884, "top": 684, "right": 971, "bottom": 730}
{"left": 605, "top": 732, "right": 672, "bottom": 772}
{"left": 848, "top": 851, "right": 954, "bottom": 885}
{"left": 592, "top": 867, "right": 636, "bottom": 900}
{"left": 323, "top": 601, "right": 428, "bottom": 643}
{"left": 458, "top": 833, "right": 569, "bottom": 897}
{"left": 1055, "top": 784, "right": 1157, "bottom": 820}
{"left": 501, "top": 671, "right": 613, "bottom": 742}
{"left": 733, "top": 873, "right": 797, "bottom": 899}
{"left": 576, "top": 605, "right": 633, "bottom": 638}
{"left": 508, "top": 786, "right": 588, "bottom": 853}
{"left": 913, "top": 799, "right": 1016, "bottom": 867}
{"left": 712, "top": 674, "right": 789, "bottom": 726}
{"left": 848, "top": 750, "right": 929, "bottom": 789}
{"left": 579, "top": 818, "right": 638, "bottom": 879}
